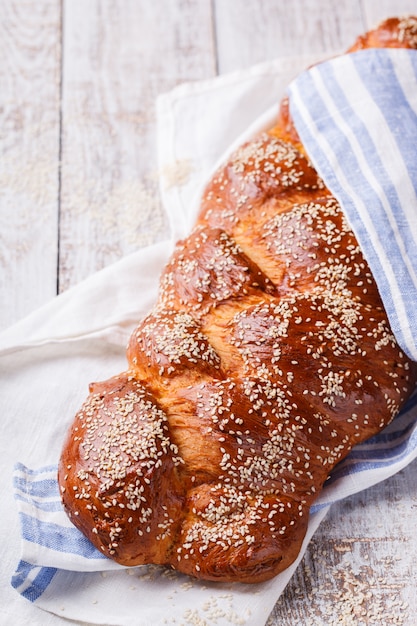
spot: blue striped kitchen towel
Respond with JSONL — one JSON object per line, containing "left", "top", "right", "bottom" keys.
{"left": 289, "top": 47, "right": 417, "bottom": 361}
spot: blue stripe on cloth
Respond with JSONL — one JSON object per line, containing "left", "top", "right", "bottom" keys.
{"left": 346, "top": 392, "right": 417, "bottom": 450}
{"left": 337, "top": 424, "right": 417, "bottom": 465}
{"left": 288, "top": 68, "right": 406, "bottom": 334}
{"left": 350, "top": 417, "right": 417, "bottom": 450}
{"left": 11, "top": 561, "right": 57, "bottom": 602}
{"left": 309, "top": 389, "right": 417, "bottom": 512}
{"left": 350, "top": 428, "right": 416, "bottom": 456}
{"left": 13, "top": 463, "right": 67, "bottom": 511}
{"left": 288, "top": 48, "right": 417, "bottom": 360}
{"left": 309, "top": 427, "right": 417, "bottom": 515}
{"left": 327, "top": 439, "right": 417, "bottom": 486}
{"left": 319, "top": 410, "right": 417, "bottom": 493}
{"left": 397, "top": 386, "right": 417, "bottom": 411}
{"left": 13, "top": 476, "right": 60, "bottom": 499}
{"left": 318, "top": 54, "right": 417, "bottom": 253}
{"left": 19, "top": 512, "right": 107, "bottom": 559}
{"left": 352, "top": 52, "right": 417, "bottom": 196}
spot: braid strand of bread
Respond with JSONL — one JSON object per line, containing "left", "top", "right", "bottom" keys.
{"left": 58, "top": 16, "right": 417, "bottom": 584}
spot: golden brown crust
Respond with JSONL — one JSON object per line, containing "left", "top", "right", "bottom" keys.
{"left": 58, "top": 16, "right": 417, "bottom": 584}
{"left": 349, "top": 15, "right": 417, "bottom": 52}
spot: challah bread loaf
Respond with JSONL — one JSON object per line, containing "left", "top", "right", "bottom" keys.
{"left": 58, "top": 16, "right": 417, "bottom": 584}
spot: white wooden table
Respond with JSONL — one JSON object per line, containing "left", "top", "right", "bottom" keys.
{"left": 2, "top": 1, "right": 417, "bottom": 624}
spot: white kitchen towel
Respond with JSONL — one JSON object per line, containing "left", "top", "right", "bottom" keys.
{"left": 2, "top": 49, "right": 417, "bottom": 626}
{"left": 289, "top": 47, "right": 417, "bottom": 361}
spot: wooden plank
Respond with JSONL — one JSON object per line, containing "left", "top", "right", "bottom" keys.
{"left": 0, "top": 0, "right": 61, "bottom": 331}
{"left": 362, "top": 0, "right": 417, "bottom": 28}
{"left": 268, "top": 460, "right": 417, "bottom": 624}
{"left": 58, "top": 0, "right": 216, "bottom": 292}
{"left": 213, "top": 0, "right": 366, "bottom": 73}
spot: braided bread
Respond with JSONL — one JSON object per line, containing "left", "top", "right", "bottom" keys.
{"left": 58, "top": 16, "right": 417, "bottom": 584}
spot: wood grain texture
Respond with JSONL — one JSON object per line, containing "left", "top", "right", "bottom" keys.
{"left": 0, "top": 0, "right": 61, "bottom": 331}
{"left": 1, "top": 0, "right": 417, "bottom": 623}
{"left": 58, "top": 0, "right": 216, "bottom": 292}
{"left": 213, "top": 0, "right": 366, "bottom": 72}
{"left": 362, "top": 0, "right": 417, "bottom": 28}
{"left": 268, "top": 458, "right": 417, "bottom": 625}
